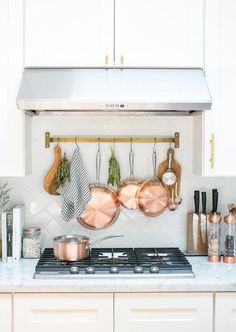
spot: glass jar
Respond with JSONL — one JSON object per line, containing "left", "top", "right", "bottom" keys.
{"left": 208, "top": 213, "right": 221, "bottom": 262}
{"left": 223, "top": 213, "right": 236, "bottom": 263}
{"left": 22, "top": 227, "right": 41, "bottom": 259}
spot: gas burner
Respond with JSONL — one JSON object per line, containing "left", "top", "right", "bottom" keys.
{"left": 34, "top": 247, "right": 194, "bottom": 279}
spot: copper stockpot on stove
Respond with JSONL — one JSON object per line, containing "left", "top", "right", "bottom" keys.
{"left": 53, "top": 234, "right": 124, "bottom": 261}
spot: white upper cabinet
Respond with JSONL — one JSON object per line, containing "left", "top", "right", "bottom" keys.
{"left": 25, "top": 0, "right": 203, "bottom": 68}
{"left": 194, "top": 0, "right": 236, "bottom": 176}
{"left": 0, "top": 0, "right": 31, "bottom": 176}
{"left": 24, "top": 0, "right": 114, "bottom": 67}
{"left": 115, "top": 0, "right": 203, "bottom": 67}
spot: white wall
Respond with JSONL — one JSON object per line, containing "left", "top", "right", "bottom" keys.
{"left": 1, "top": 115, "right": 235, "bottom": 250}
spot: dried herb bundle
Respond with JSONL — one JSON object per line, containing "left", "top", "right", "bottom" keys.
{"left": 56, "top": 153, "right": 70, "bottom": 187}
{"left": 107, "top": 147, "right": 121, "bottom": 187}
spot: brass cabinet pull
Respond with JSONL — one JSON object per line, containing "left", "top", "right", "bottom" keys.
{"left": 209, "top": 133, "right": 215, "bottom": 169}
{"left": 105, "top": 55, "right": 109, "bottom": 65}
{"left": 120, "top": 55, "right": 124, "bottom": 65}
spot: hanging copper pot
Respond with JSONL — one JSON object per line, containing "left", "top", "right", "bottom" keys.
{"left": 136, "top": 147, "right": 169, "bottom": 217}
{"left": 78, "top": 143, "right": 120, "bottom": 230}
{"left": 117, "top": 141, "right": 141, "bottom": 210}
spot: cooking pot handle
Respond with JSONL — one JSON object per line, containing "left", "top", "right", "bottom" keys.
{"left": 88, "top": 234, "right": 124, "bottom": 249}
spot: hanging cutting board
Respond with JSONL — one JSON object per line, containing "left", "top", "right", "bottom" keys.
{"left": 44, "top": 146, "right": 61, "bottom": 195}
{"left": 157, "top": 148, "right": 181, "bottom": 197}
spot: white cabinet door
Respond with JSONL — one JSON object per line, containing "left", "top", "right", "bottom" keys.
{"left": 115, "top": 0, "right": 203, "bottom": 67}
{"left": 115, "top": 293, "right": 213, "bottom": 332}
{"left": 25, "top": 0, "right": 114, "bottom": 67}
{"left": 0, "top": 294, "right": 11, "bottom": 332}
{"left": 14, "top": 293, "right": 113, "bottom": 332}
{"left": 0, "top": 0, "right": 31, "bottom": 176}
{"left": 193, "top": 0, "right": 236, "bottom": 176}
{"left": 215, "top": 293, "right": 236, "bottom": 332}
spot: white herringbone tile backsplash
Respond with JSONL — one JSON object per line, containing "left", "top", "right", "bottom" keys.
{"left": 1, "top": 116, "right": 236, "bottom": 250}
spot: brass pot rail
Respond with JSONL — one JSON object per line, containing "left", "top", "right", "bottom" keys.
{"left": 45, "top": 132, "right": 180, "bottom": 148}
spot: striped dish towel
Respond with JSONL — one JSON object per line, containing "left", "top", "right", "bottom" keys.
{"left": 57, "top": 148, "right": 91, "bottom": 222}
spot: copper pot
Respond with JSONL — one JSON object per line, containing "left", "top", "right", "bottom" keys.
{"left": 78, "top": 145, "right": 120, "bottom": 230}
{"left": 117, "top": 148, "right": 141, "bottom": 210}
{"left": 136, "top": 149, "right": 169, "bottom": 217}
{"left": 53, "top": 234, "right": 124, "bottom": 261}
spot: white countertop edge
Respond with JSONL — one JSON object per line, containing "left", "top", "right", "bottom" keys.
{"left": 1, "top": 256, "right": 236, "bottom": 293}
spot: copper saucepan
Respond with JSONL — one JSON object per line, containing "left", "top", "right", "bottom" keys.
{"left": 117, "top": 144, "right": 141, "bottom": 210}
{"left": 78, "top": 143, "right": 120, "bottom": 230}
{"left": 53, "top": 234, "right": 124, "bottom": 261}
{"left": 136, "top": 147, "right": 169, "bottom": 217}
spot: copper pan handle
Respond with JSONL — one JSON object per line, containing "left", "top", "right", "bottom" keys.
{"left": 129, "top": 150, "right": 134, "bottom": 180}
{"left": 88, "top": 234, "right": 124, "bottom": 249}
{"left": 152, "top": 150, "right": 157, "bottom": 179}
{"left": 96, "top": 147, "right": 101, "bottom": 185}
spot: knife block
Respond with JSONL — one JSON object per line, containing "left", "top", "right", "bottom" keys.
{"left": 187, "top": 212, "right": 210, "bottom": 255}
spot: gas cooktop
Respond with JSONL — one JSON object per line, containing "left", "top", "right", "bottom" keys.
{"left": 34, "top": 248, "right": 194, "bottom": 279}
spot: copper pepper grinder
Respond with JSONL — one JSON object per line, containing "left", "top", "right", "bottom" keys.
{"left": 208, "top": 189, "right": 221, "bottom": 262}
{"left": 223, "top": 213, "right": 236, "bottom": 263}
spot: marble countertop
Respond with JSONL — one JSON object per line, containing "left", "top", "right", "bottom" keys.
{"left": 1, "top": 256, "right": 236, "bottom": 293}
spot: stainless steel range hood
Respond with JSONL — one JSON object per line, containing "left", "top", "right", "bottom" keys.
{"left": 17, "top": 68, "right": 211, "bottom": 115}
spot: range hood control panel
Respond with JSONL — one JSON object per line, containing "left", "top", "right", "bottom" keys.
{"left": 103, "top": 104, "right": 126, "bottom": 109}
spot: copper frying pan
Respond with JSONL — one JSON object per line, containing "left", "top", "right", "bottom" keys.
{"left": 117, "top": 144, "right": 141, "bottom": 210}
{"left": 78, "top": 145, "right": 120, "bottom": 230}
{"left": 136, "top": 148, "right": 169, "bottom": 217}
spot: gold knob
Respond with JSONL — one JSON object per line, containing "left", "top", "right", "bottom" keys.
{"left": 209, "top": 133, "right": 215, "bottom": 169}
{"left": 120, "top": 55, "right": 124, "bottom": 65}
{"left": 105, "top": 55, "right": 109, "bottom": 65}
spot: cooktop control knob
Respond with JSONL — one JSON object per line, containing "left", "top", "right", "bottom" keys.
{"left": 70, "top": 266, "right": 79, "bottom": 274}
{"left": 110, "top": 266, "right": 119, "bottom": 274}
{"left": 149, "top": 266, "right": 159, "bottom": 273}
{"left": 85, "top": 266, "right": 95, "bottom": 274}
{"left": 134, "top": 266, "right": 143, "bottom": 273}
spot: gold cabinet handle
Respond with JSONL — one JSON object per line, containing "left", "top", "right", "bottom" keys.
{"left": 209, "top": 133, "right": 215, "bottom": 169}
{"left": 120, "top": 55, "right": 124, "bottom": 65}
{"left": 105, "top": 55, "right": 109, "bottom": 65}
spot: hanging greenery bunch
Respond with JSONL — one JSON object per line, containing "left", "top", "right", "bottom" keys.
{"left": 56, "top": 153, "right": 70, "bottom": 187}
{"left": 108, "top": 147, "right": 121, "bottom": 187}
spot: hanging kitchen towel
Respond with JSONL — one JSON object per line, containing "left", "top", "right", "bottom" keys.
{"left": 57, "top": 148, "right": 91, "bottom": 222}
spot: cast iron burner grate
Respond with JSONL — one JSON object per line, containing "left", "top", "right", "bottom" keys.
{"left": 34, "top": 247, "right": 194, "bottom": 278}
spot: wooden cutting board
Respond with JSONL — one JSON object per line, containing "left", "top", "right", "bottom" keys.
{"left": 44, "top": 146, "right": 61, "bottom": 195}
{"left": 157, "top": 148, "right": 181, "bottom": 197}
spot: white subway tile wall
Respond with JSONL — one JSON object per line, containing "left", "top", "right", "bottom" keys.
{"left": 1, "top": 116, "right": 235, "bottom": 250}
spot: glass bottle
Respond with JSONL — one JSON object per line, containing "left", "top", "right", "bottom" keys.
{"left": 22, "top": 227, "right": 41, "bottom": 259}
{"left": 223, "top": 213, "right": 236, "bottom": 263}
{"left": 208, "top": 213, "right": 221, "bottom": 262}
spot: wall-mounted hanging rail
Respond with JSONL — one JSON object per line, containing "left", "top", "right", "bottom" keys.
{"left": 45, "top": 132, "right": 180, "bottom": 148}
